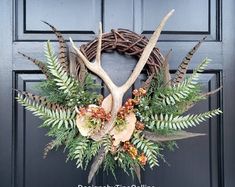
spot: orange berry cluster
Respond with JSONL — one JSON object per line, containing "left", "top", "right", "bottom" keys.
{"left": 138, "top": 153, "right": 148, "bottom": 165}
{"left": 123, "top": 141, "right": 137, "bottom": 159}
{"left": 135, "top": 121, "right": 145, "bottom": 131}
{"left": 122, "top": 141, "right": 147, "bottom": 165}
{"left": 132, "top": 87, "right": 147, "bottom": 98}
{"left": 118, "top": 99, "right": 135, "bottom": 119}
{"left": 79, "top": 106, "right": 111, "bottom": 122}
{"left": 118, "top": 88, "right": 147, "bottom": 119}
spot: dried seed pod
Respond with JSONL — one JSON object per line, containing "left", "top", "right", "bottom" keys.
{"left": 138, "top": 153, "right": 147, "bottom": 165}
{"left": 123, "top": 141, "right": 131, "bottom": 151}
{"left": 135, "top": 121, "right": 145, "bottom": 131}
{"left": 128, "top": 145, "right": 138, "bottom": 159}
{"left": 132, "top": 89, "right": 139, "bottom": 96}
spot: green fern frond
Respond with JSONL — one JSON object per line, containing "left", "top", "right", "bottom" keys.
{"left": 43, "top": 127, "right": 77, "bottom": 158}
{"left": 103, "top": 153, "right": 117, "bottom": 179}
{"left": 72, "top": 136, "right": 90, "bottom": 169}
{"left": 159, "top": 80, "right": 197, "bottom": 105}
{"left": 132, "top": 136, "right": 159, "bottom": 168}
{"left": 90, "top": 141, "right": 101, "bottom": 157}
{"left": 45, "top": 41, "right": 78, "bottom": 96}
{"left": 189, "top": 58, "right": 211, "bottom": 83}
{"left": 115, "top": 152, "right": 139, "bottom": 177}
{"left": 37, "top": 79, "right": 68, "bottom": 105}
{"left": 84, "top": 141, "right": 102, "bottom": 169}
{"left": 152, "top": 108, "right": 222, "bottom": 130}
{"left": 157, "top": 58, "right": 211, "bottom": 106}
{"left": 102, "top": 135, "right": 113, "bottom": 153}
{"left": 16, "top": 94, "right": 76, "bottom": 129}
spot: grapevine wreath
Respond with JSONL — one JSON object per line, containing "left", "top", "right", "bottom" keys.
{"left": 16, "top": 10, "right": 222, "bottom": 183}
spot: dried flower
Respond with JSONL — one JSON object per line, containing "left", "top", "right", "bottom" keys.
{"left": 138, "top": 153, "right": 147, "bottom": 165}
{"left": 78, "top": 105, "right": 111, "bottom": 122}
{"left": 132, "top": 89, "right": 139, "bottom": 96}
{"left": 135, "top": 121, "right": 145, "bottom": 131}
{"left": 132, "top": 88, "right": 146, "bottom": 97}
{"left": 122, "top": 141, "right": 138, "bottom": 159}
{"left": 128, "top": 146, "right": 138, "bottom": 159}
{"left": 139, "top": 88, "right": 147, "bottom": 96}
{"left": 123, "top": 141, "right": 131, "bottom": 151}
{"left": 117, "top": 88, "right": 147, "bottom": 119}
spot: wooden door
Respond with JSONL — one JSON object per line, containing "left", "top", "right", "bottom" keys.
{"left": 0, "top": 0, "right": 234, "bottom": 187}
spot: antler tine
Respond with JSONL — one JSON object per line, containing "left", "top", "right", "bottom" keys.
{"left": 96, "top": 22, "right": 102, "bottom": 65}
{"left": 70, "top": 37, "right": 116, "bottom": 91}
{"left": 71, "top": 11, "right": 174, "bottom": 141}
{"left": 121, "top": 9, "right": 175, "bottom": 93}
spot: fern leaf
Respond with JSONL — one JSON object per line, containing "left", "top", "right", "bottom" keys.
{"left": 84, "top": 141, "right": 102, "bottom": 169}
{"left": 158, "top": 58, "right": 211, "bottom": 106}
{"left": 102, "top": 135, "right": 113, "bottom": 153}
{"left": 189, "top": 58, "right": 211, "bottom": 83}
{"left": 153, "top": 109, "right": 222, "bottom": 130}
{"left": 159, "top": 80, "right": 196, "bottom": 106}
{"left": 16, "top": 93, "right": 76, "bottom": 129}
{"left": 103, "top": 154, "right": 117, "bottom": 179}
{"left": 73, "top": 137, "right": 90, "bottom": 168}
{"left": 132, "top": 136, "right": 159, "bottom": 168}
{"left": 45, "top": 41, "right": 78, "bottom": 96}
{"left": 115, "top": 152, "right": 140, "bottom": 177}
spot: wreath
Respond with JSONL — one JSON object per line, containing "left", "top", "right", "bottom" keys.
{"left": 16, "top": 10, "right": 222, "bottom": 183}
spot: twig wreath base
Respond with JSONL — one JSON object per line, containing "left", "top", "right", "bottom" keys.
{"left": 80, "top": 29, "right": 164, "bottom": 75}
{"left": 16, "top": 10, "right": 222, "bottom": 184}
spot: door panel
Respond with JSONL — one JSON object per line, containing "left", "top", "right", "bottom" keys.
{"left": 1, "top": 0, "right": 234, "bottom": 187}
{"left": 16, "top": 0, "right": 101, "bottom": 41}
{"left": 103, "top": 0, "right": 219, "bottom": 40}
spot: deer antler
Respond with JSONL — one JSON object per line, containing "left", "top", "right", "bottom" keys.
{"left": 70, "top": 9, "right": 174, "bottom": 141}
